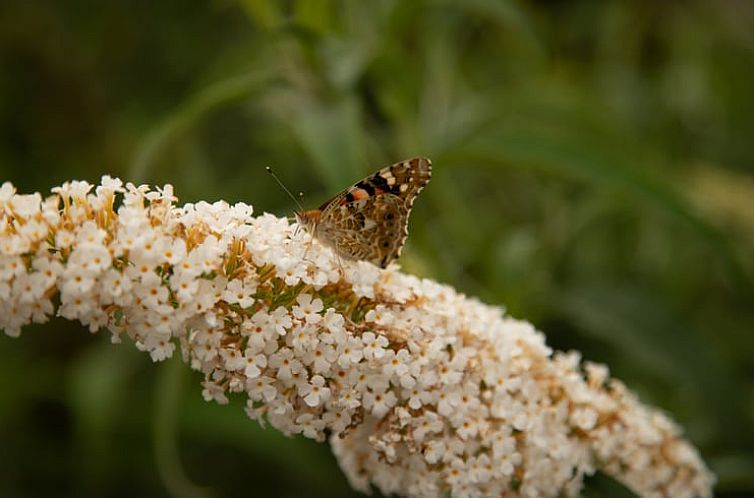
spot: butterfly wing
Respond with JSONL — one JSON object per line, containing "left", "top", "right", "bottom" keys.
{"left": 316, "top": 157, "right": 431, "bottom": 268}
{"left": 316, "top": 194, "right": 407, "bottom": 267}
{"left": 320, "top": 157, "right": 432, "bottom": 215}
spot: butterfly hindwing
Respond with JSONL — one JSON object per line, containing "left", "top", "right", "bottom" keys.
{"left": 316, "top": 194, "right": 409, "bottom": 268}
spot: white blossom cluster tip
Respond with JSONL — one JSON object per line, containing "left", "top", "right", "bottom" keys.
{"left": 0, "top": 177, "right": 714, "bottom": 497}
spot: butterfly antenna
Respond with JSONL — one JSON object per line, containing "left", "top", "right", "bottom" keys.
{"left": 266, "top": 166, "right": 305, "bottom": 212}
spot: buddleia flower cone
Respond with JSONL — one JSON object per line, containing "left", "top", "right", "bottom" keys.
{"left": 0, "top": 178, "right": 715, "bottom": 497}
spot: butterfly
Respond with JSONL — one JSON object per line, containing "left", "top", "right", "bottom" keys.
{"left": 295, "top": 157, "right": 432, "bottom": 268}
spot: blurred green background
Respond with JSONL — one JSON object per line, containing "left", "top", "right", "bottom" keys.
{"left": 1, "top": 1, "right": 753, "bottom": 496}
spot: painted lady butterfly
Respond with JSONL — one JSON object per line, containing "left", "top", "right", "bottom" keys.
{"left": 295, "top": 157, "right": 432, "bottom": 268}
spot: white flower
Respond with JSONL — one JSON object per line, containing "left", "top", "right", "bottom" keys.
{"left": 53, "top": 179, "right": 92, "bottom": 200}
{"left": 170, "top": 272, "right": 199, "bottom": 302}
{"left": 243, "top": 351, "right": 268, "bottom": 378}
{"left": 382, "top": 348, "right": 414, "bottom": 387}
{"left": 0, "top": 182, "right": 16, "bottom": 203}
{"left": 161, "top": 238, "right": 187, "bottom": 265}
{"left": 75, "top": 221, "right": 107, "bottom": 246}
{"left": 292, "top": 293, "right": 323, "bottom": 324}
{"left": 60, "top": 265, "right": 95, "bottom": 296}
{"left": 0, "top": 178, "right": 714, "bottom": 498}
{"left": 190, "top": 326, "right": 219, "bottom": 361}
{"left": 275, "top": 255, "right": 308, "bottom": 286}
{"left": 269, "top": 347, "right": 304, "bottom": 383}
{"left": 361, "top": 331, "right": 389, "bottom": 360}
{"left": 0, "top": 256, "right": 25, "bottom": 280}
{"left": 55, "top": 229, "right": 75, "bottom": 249}
{"left": 201, "top": 380, "right": 229, "bottom": 405}
{"left": 97, "top": 175, "right": 124, "bottom": 196}
{"left": 336, "top": 388, "right": 361, "bottom": 410}
{"left": 467, "top": 453, "right": 492, "bottom": 484}
{"left": 1, "top": 234, "right": 30, "bottom": 256}
{"left": 242, "top": 310, "right": 278, "bottom": 351}
{"left": 18, "top": 219, "right": 47, "bottom": 242}
{"left": 455, "top": 416, "right": 480, "bottom": 440}
{"left": 288, "top": 323, "right": 319, "bottom": 352}
{"left": 424, "top": 440, "right": 447, "bottom": 464}
{"left": 12, "top": 273, "right": 47, "bottom": 304}
{"left": 101, "top": 269, "right": 132, "bottom": 301}
{"left": 337, "top": 337, "right": 364, "bottom": 367}
{"left": 321, "top": 308, "right": 346, "bottom": 343}
{"left": 143, "top": 331, "right": 176, "bottom": 362}
{"left": 413, "top": 411, "right": 444, "bottom": 443}
{"left": 299, "top": 375, "right": 331, "bottom": 407}
{"left": 223, "top": 279, "right": 255, "bottom": 308}
{"left": 323, "top": 407, "right": 352, "bottom": 434}
{"left": 304, "top": 342, "right": 337, "bottom": 374}
{"left": 10, "top": 193, "right": 42, "bottom": 218}
{"left": 268, "top": 306, "right": 293, "bottom": 336}
{"left": 572, "top": 407, "right": 598, "bottom": 431}
{"left": 295, "top": 413, "right": 326, "bottom": 440}
{"left": 246, "top": 375, "right": 277, "bottom": 402}
{"left": 135, "top": 274, "right": 169, "bottom": 309}
{"left": 363, "top": 388, "right": 397, "bottom": 417}
{"left": 345, "top": 261, "right": 379, "bottom": 298}
{"left": 365, "top": 305, "right": 395, "bottom": 326}
{"left": 404, "top": 382, "right": 436, "bottom": 410}
{"left": 32, "top": 256, "right": 63, "bottom": 289}
{"left": 220, "top": 347, "right": 246, "bottom": 371}
{"left": 437, "top": 388, "right": 462, "bottom": 417}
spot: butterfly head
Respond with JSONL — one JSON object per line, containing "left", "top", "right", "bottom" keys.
{"left": 294, "top": 209, "right": 321, "bottom": 235}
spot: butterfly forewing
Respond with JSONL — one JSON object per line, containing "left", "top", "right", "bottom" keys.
{"left": 321, "top": 157, "right": 431, "bottom": 216}
{"left": 299, "top": 157, "right": 431, "bottom": 268}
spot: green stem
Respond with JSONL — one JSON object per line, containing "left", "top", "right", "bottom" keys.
{"left": 153, "top": 356, "right": 214, "bottom": 498}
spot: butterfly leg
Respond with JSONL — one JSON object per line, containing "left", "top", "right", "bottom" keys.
{"left": 333, "top": 241, "right": 345, "bottom": 277}
{"left": 301, "top": 235, "right": 317, "bottom": 268}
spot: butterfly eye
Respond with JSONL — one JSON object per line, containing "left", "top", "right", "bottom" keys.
{"left": 381, "top": 240, "right": 390, "bottom": 248}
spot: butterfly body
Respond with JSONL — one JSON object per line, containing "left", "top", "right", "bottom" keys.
{"left": 295, "top": 157, "right": 431, "bottom": 268}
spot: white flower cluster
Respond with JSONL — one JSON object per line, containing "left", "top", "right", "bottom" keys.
{"left": 0, "top": 178, "right": 714, "bottom": 497}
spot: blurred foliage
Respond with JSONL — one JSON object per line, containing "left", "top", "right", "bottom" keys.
{"left": 1, "top": 0, "right": 754, "bottom": 496}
